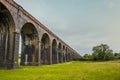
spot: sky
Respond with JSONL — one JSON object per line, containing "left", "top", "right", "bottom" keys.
{"left": 14, "top": 0, "right": 120, "bottom": 56}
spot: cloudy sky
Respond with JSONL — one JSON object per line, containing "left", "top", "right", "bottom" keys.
{"left": 14, "top": 0, "right": 120, "bottom": 55}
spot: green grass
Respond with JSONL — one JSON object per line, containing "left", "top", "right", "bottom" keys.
{"left": 0, "top": 60, "right": 120, "bottom": 80}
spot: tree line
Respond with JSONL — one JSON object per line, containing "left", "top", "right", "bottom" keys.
{"left": 80, "top": 44, "right": 120, "bottom": 61}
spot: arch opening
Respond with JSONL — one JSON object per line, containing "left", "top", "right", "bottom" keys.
{"left": 66, "top": 48, "right": 68, "bottom": 62}
{"left": 52, "top": 39, "right": 57, "bottom": 64}
{"left": 0, "top": 3, "right": 15, "bottom": 68}
{"left": 58, "top": 43, "right": 62, "bottom": 63}
{"left": 63, "top": 45, "right": 66, "bottom": 62}
{"left": 67, "top": 49, "right": 71, "bottom": 62}
{"left": 41, "top": 33, "right": 50, "bottom": 64}
{"left": 20, "top": 23, "right": 39, "bottom": 66}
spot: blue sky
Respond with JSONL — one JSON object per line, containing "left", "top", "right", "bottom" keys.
{"left": 14, "top": 0, "right": 120, "bottom": 55}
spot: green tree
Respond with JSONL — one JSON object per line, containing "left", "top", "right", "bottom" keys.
{"left": 104, "top": 50, "right": 114, "bottom": 60}
{"left": 83, "top": 54, "right": 92, "bottom": 61}
{"left": 92, "top": 52, "right": 98, "bottom": 61}
{"left": 92, "top": 44, "right": 113, "bottom": 61}
{"left": 114, "top": 53, "right": 120, "bottom": 59}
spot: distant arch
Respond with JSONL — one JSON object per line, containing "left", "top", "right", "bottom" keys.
{"left": 52, "top": 39, "right": 57, "bottom": 64}
{"left": 63, "top": 45, "right": 66, "bottom": 62}
{"left": 66, "top": 47, "right": 68, "bottom": 62}
{"left": 20, "top": 23, "right": 39, "bottom": 66}
{"left": 58, "top": 43, "right": 63, "bottom": 63}
{"left": 68, "top": 51, "right": 72, "bottom": 61}
{"left": 41, "top": 33, "right": 50, "bottom": 64}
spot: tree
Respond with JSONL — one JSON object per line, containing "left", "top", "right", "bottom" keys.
{"left": 83, "top": 54, "right": 92, "bottom": 61}
{"left": 92, "top": 44, "right": 113, "bottom": 61}
{"left": 114, "top": 53, "right": 120, "bottom": 59}
{"left": 104, "top": 50, "right": 114, "bottom": 60}
{"left": 92, "top": 52, "right": 98, "bottom": 61}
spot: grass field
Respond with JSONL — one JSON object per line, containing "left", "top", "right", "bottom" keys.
{"left": 0, "top": 60, "right": 120, "bottom": 80}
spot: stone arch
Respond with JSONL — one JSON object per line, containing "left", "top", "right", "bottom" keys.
{"left": 52, "top": 39, "right": 57, "bottom": 64}
{"left": 66, "top": 47, "right": 68, "bottom": 62}
{"left": 63, "top": 45, "right": 66, "bottom": 62}
{"left": 41, "top": 33, "right": 50, "bottom": 64}
{"left": 67, "top": 49, "right": 71, "bottom": 61}
{"left": 70, "top": 52, "right": 73, "bottom": 61}
{"left": 20, "top": 23, "right": 39, "bottom": 65}
{"left": 58, "top": 43, "right": 63, "bottom": 63}
{"left": 0, "top": 2, "right": 15, "bottom": 68}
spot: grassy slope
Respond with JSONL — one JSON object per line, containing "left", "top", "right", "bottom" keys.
{"left": 0, "top": 60, "right": 120, "bottom": 80}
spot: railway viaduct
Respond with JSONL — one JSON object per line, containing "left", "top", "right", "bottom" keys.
{"left": 0, "top": 0, "right": 80, "bottom": 69}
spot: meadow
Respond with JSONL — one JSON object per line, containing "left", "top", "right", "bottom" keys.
{"left": 0, "top": 60, "right": 120, "bottom": 80}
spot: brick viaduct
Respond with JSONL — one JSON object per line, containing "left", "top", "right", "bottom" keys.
{"left": 0, "top": 0, "right": 80, "bottom": 69}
